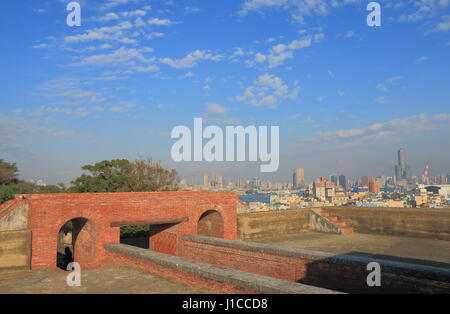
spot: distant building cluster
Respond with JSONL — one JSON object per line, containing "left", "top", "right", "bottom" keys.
{"left": 180, "top": 147, "right": 450, "bottom": 210}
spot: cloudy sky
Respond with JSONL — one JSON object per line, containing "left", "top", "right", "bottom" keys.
{"left": 1, "top": 0, "right": 450, "bottom": 184}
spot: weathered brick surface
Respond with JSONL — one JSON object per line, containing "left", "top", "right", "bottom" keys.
{"left": 16, "top": 192, "right": 238, "bottom": 269}
{"left": 0, "top": 230, "right": 31, "bottom": 273}
{"left": 105, "top": 244, "right": 338, "bottom": 294}
{"left": 324, "top": 207, "right": 450, "bottom": 240}
{"left": 237, "top": 209, "right": 309, "bottom": 241}
{"left": 182, "top": 235, "right": 450, "bottom": 294}
{"left": 106, "top": 245, "right": 256, "bottom": 294}
{"left": 198, "top": 210, "right": 224, "bottom": 238}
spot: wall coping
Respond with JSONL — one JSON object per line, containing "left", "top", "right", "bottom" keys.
{"left": 182, "top": 235, "right": 450, "bottom": 283}
{"left": 0, "top": 200, "right": 18, "bottom": 220}
{"left": 105, "top": 243, "right": 340, "bottom": 294}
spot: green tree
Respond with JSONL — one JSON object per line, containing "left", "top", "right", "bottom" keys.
{"left": 0, "top": 183, "right": 33, "bottom": 204}
{"left": 0, "top": 159, "right": 19, "bottom": 185}
{"left": 69, "top": 158, "right": 179, "bottom": 193}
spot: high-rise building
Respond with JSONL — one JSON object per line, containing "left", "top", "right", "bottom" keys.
{"left": 338, "top": 175, "right": 347, "bottom": 190}
{"left": 212, "top": 173, "right": 223, "bottom": 188}
{"left": 203, "top": 173, "right": 209, "bottom": 187}
{"left": 360, "top": 176, "right": 369, "bottom": 187}
{"left": 313, "top": 177, "right": 335, "bottom": 200}
{"left": 368, "top": 177, "right": 381, "bottom": 193}
{"left": 252, "top": 177, "right": 262, "bottom": 189}
{"left": 395, "top": 148, "right": 411, "bottom": 182}
{"left": 293, "top": 168, "right": 305, "bottom": 189}
{"left": 330, "top": 174, "right": 338, "bottom": 186}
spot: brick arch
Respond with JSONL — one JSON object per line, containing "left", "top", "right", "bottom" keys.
{"left": 197, "top": 210, "right": 224, "bottom": 238}
{"left": 23, "top": 191, "right": 238, "bottom": 269}
{"left": 55, "top": 216, "right": 103, "bottom": 270}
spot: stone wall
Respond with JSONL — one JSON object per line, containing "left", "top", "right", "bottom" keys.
{"left": 324, "top": 207, "right": 450, "bottom": 240}
{"left": 0, "top": 230, "right": 31, "bottom": 273}
{"left": 237, "top": 209, "right": 309, "bottom": 241}
{"left": 0, "top": 203, "right": 29, "bottom": 232}
{"left": 309, "top": 209, "right": 342, "bottom": 234}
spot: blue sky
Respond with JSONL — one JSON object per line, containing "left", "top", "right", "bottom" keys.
{"left": 0, "top": 0, "right": 449, "bottom": 184}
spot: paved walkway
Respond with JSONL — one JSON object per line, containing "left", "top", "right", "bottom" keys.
{"left": 0, "top": 266, "right": 211, "bottom": 294}
{"left": 256, "top": 232, "right": 450, "bottom": 266}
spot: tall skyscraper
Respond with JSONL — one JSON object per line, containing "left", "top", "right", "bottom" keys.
{"left": 330, "top": 174, "right": 338, "bottom": 186}
{"left": 203, "top": 173, "right": 209, "bottom": 187}
{"left": 338, "top": 175, "right": 347, "bottom": 190}
{"left": 395, "top": 147, "right": 411, "bottom": 182}
{"left": 293, "top": 168, "right": 305, "bottom": 189}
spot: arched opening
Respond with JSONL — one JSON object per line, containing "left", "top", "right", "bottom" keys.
{"left": 56, "top": 218, "right": 97, "bottom": 270}
{"left": 198, "top": 210, "right": 224, "bottom": 238}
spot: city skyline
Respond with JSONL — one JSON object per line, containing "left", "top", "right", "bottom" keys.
{"left": 1, "top": 1, "right": 450, "bottom": 184}
{"left": 185, "top": 147, "right": 449, "bottom": 190}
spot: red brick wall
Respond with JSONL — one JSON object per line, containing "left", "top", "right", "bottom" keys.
{"left": 106, "top": 249, "right": 256, "bottom": 294}
{"left": 73, "top": 219, "right": 98, "bottom": 269}
{"left": 21, "top": 192, "right": 238, "bottom": 269}
{"left": 181, "top": 238, "right": 450, "bottom": 294}
{"left": 150, "top": 223, "right": 180, "bottom": 256}
{"left": 182, "top": 239, "right": 307, "bottom": 282}
{"left": 198, "top": 210, "right": 224, "bottom": 238}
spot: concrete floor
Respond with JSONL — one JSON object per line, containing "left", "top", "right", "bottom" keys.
{"left": 0, "top": 266, "right": 211, "bottom": 294}
{"left": 255, "top": 232, "right": 450, "bottom": 266}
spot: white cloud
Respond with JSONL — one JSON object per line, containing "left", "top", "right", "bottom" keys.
{"left": 202, "top": 104, "right": 240, "bottom": 124}
{"left": 239, "top": 0, "right": 363, "bottom": 23}
{"left": 96, "top": 13, "right": 120, "bottom": 22}
{"left": 399, "top": 0, "right": 450, "bottom": 22}
{"left": 252, "top": 33, "right": 324, "bottom": 68}
{"left": 64, "top": 21, "right": 134, "bottom": 43}
{"left": 376, "top": 76, "right": 403, "bottom": 93}
{"left": 375, "top": 95, "right": 387, "bottom": 104}
{"left": 345, "top": 31, "right": 355, "bottom": 38}
{"left": 74, "top": 47, "right": 157, "bottom": 71}
{"left": 101, "top": 0, "right": 142, "bottom": 11}
{"left": 416, "top": 56, "right": 428, "bottom": 63}
{"left": 148, "top": 18, "right": 178, "bottom": 26}
{"left": 185, "top": 7, "right": 201, "bottom": 14}
{"left": 434, "top": 15, "right": 450, "bottom": 32}
{"left": 295, "top": 113, "right": 450, "bottom": 146}
{"left": 0, "top": 113, "right": 85, "bottom": 153}
{"left": 160, "top": 50, "right": 222, "bottom": 69}
{"left": 32, "top": 43, "right": 49, "bottom": 49}
{"left": 35, "top": 77, "right": 108, "bottom": 106}
{"left": 119, "top": 9, "right": 147, "bottom": 18}
{"left": 237, "top": 73, "right": 299, "bottom": 108}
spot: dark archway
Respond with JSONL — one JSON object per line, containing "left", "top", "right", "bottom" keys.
{"left": 198, "top": 210, "right": 224, "bottom": 238}
{"left": 56, "top": 218, "right": 97, "bottom": 270}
